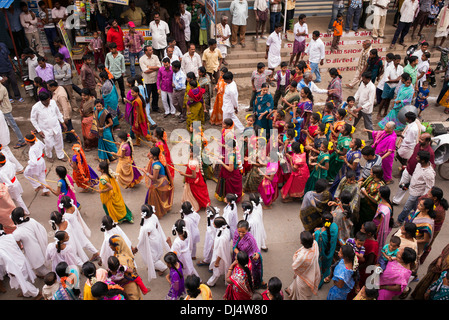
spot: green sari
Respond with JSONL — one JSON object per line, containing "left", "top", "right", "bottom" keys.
{"left": 315, "top": 222, "right": 339, "bottom": 289}
{"left": 304, "top": 151, "right": 330, "bottom": 194}
{"left": 327, "top": 133, "right": 352, "bottom": 182}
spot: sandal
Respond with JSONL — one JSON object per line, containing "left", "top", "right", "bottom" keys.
{"left": 196, "top": 261, "right": 209, "bottom": 266}
{"left": 13, "top": 142, "right": 26, "bottom": 149}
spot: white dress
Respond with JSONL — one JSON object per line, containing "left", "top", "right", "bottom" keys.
{"left": 12, "top": 218, "right": 48, "bottom": 272}
{"left": 99, "top": 225, "right": 133, "bottom": 267}
{"left": 171, "top": 236, "right": 199, "bottom": 277}
{"left": 0, "top": 234, "right": 39, "bottom": 297}
{"left": 55, "top": 221, "right": 89, "bottom": 264}
{"left": 203, "top": 215, "right": 217, "bottom": 263}
{"left": 63, "top": 210, "right": 97, "bottom": 256}
{"left": 207, "top": 227, "right": 232, "bottom": 286}
{"left": 222, "top": 203, "right": 238, "bottom": 238}
{"left": 23, "top": 138, "right": 49, "bottom": 193}
{"left": 137, "top": 215, "right": 170, "bottom": 282}
{"left": 245, "top": 203, "right": 267, "bottom": 250}
{"left": 46, "top": 241, "right": 83, "bottom": 272}
{"left": 0, "top": 161, "right": 28, "bottom": 214}
{"left": 183, "top": 212, "right": 201, "bottom": 257}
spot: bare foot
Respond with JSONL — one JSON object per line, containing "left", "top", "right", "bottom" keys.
{"left": 34, "top": 186, "right": 43, "bottom": 192}
{"left": 41, "top": 192, "right": 50, "bottom": 197}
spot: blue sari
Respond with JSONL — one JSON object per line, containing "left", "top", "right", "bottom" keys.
{"left": 327, "top": 259, "right": 355, "bottom": 300}
{"left": 255, "top": 93, "right": 274, "bottom": 133}
{"left": 94, "top": 108, "right": 118, "bottom": 161}
{"left": 315, "top": 223, "right": 339, "bottom": 289}
{"left": 378, "top": 83, "right": 414, "bottom": 131}
{"left": 102, "top": 79, "right": 120, "bottom": 127}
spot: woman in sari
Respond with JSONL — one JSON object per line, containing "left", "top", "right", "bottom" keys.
{"left": 300, "top": 179, "right": 331, "bottom": 233}
{"left": 378, "top": 73, "right": 414, "bottom": 131}
{"left": 330, "top": 109, "right": 348, "bottom": 145}
{"left": 364, "top": 49, "right": 383, "bottom": 83}
{"left": 79, "top": 88, "right": 98, "bottom": 151}
{"left": 258, "top": 161, "right": 279, "bottom": 209}
{"left": 92, "top": 99, "right": 118, "bottom": 162}
{"left": 198, "top": 66, "right": 212, "bottom": 121}
{"left": 180, "top": 147, "right": 211, "bottom": 212}
{"left": 373, "top": 186, "right": 394, "bottom": 257}
{"left": 314, "top": 212, "right": 339, "bottom": 289}
{"left": 224, "top": 251, "right": 253, "bottom": 300}
{"left": 46, "top": 166, "right": 80, "bottom": 209}
{"left": 186, "top": 80, "right": 206, "bottom": 130}
{"left": 281, "top": 141, "right": 310, "bottom": 202}
{"left": 357, "top": 221, "right": 379, "bottom": 293}
{"left": 215, "top": 139, "right": 243, "bottom": 203}
{"left": 321, "top": 102, "right": 335, "bottom": 141}
{"left": 333, "top": 170, "right": 360, "bottom": 226}
{"left": 327, "top": 123, "right": 352, "bottom": 182}
{"left": 367, "top": 121, "right": 397, "bottom": 184}
{"left": 232, "top": 220, "right": 265, "bottom": 290}
{"left": 96, "top": 161, "right": 134, "bottom": 224}
{"left": 378, "top": 247, "right": 416, "bottom": 300}
{"left": 144, "top": 146, "right": 174, "bottom": 218}
{"left": 426, "top": 271, "right": 449, "bottom": 300}
{"left": 294, "top": 87, "right": 314, "bottom": 142}
{"left": 100, "top": 71, "right": 120, "bottom": 128}
{"left": 355, "top": 165, "right": 385, "bottom": 234}
{"left": 113, "top": 131, "right": 142, "bottom": 189}
{"left": 70, "top": 143, "right": 99, "bottom": 193}
{"left": 330, "top": 138, "right": 362, "bottom": 196}
{"left": 326, "top": 68, "right": 343, "bottom": 107}
{"left": 34, "top": 77, "right": 50, "bottom": 98}
{"left": 285, "top": 231, "right": 320, "bottom": 300}
{"left": 327, "top": 244, "right": 358, "bottom": 300}
{"left": 108, "top": 235, "right": 143, "bottom": 300}
{"left": 153, "top": 127, "right": 175, "bottom": 179}
{"left": 129, "top": 86, "right": 152, "bottom": 147}
{"left": 254, "top": 83, "right": 274, "bottom": 136}
{"left": 123, "top": 77, "right": 135, "bottom": 136}
{"left": 210, "top": 67, "right": 227, "bottom": 126}
{"left": 304, "top": 140, "right": 330, "bottom": 194}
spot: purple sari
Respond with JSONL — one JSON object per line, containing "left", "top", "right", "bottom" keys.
{"left": 233, "top": 231, "right": 263, "bottom": 288}
{"left": 165, "top": 264, "right": 185, "bottom": 300}
{"left": 371, "top": 130, "right": 397, "bottom": 182}
{"left": 124, "top": 89, "right": 133, "bottom": 124}
{"left": 378, "top": 260, "right": 412, "bottom": 300}
{"left": 373, "top": 203, "right": 392, "bottom": 258}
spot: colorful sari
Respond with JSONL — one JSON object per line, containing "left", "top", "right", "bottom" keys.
{"left": 124, "top": 89, "right": 133, "bottom": 125}
{"left": 406, "top": 211, "right": 434, "bottom": 256}
{"left": 378, "top": 260, "right": 412, "bottom": 300}
{"left": 215, "top": 153, "right": 243, "bottom": 203}
{"left": 131, "top": 97, "right": 151, "bottom": 145}
{"left": 296, "top": 100, "right": 313, "bottom": 142}
{"left": 181, "top": 159, "right": 211, "bottom": 212}
{"left": 255, "top": 93, "right": 274, "bottom": 133}
{"left": 299, "top": 189, "right": 331, "bottom": 232}
{"left": 102, "top": 79, "right": 120, "bottom": 127}
{"left": 378, "top": 83, "right": 414, "bottom": 131}
{"left": 371, "top": 130, "right": 397, "bottom": 182}
{"left": 198, "top": 74, "right": 211, "bottom": 112}
{"left": 281, "top": 152, "right": 309, "bottom": 199}
{"left": 115, "top": 142, "right": 142, "bottom": 189}
{"left": 224, "top": 263, "right": 253, "bottom": 300}
{"left": 326, "top": 77, "right": 342, "bottom": 108}
{"left": 327, "top": 133, "right": 351, "bottom": 181}
{"left": 210, "top": 77, "right": 225, "bottom": 125}
{"left": 258, "top": 161, "right": 279, "bottom": 206}
{"left": 232, "top": 231, "right": 263, "bottom": 289}
{"left": 92, "top": 107, "right": 118, "bottom": 161}
{"left": 333, "top": 178, "right": 360, "bottom": 223}
{"left": 329, "top": 148, "right": 362, "bottom": 196}
{"left": 331, "top": 203, "right": 353, "bottom": 243}
{"left": 155, "top": 139, "right": 175, "bottom": 179}
{"left": 165, "top": 264, "right": 185, "bottom": 300}
{"left": 80, "top": 97, "right": 98, "bottom": 149}
{"left": 355, "top": 176, "right": 385, "bottom": 233}
{"left": 428, "top": 271, "right": 449, "bottom": 300}
{"left": 99, "top": 174, "right": 134, "bottom": 223}
{"left": 315, "top": 222, "right": 339, "bottom": 289}
{"left": 57, "top": 176, "right": 80, "bottom": 209}
{"left": 304, "top": 151, "right": 330, "bottom": 194}
{"left": 71, "top": 145, "right": 99, "bottom": 190}
{"left": 373, "top": 203, "right": 392, "bottom": 258}
{"left": 327, "top": 259, "right": 355, "bottom": 300}
{"left": 186, "top": 86, "right": 206, "bottom": 129}
{"left": 321, "top": 113, "right": 334, "bottom": 141}
{"left": 144, "top": 160, "right": 174, "bottom": 218}
{"left": 330, "top": 120, "right": 345, "bottom": 144}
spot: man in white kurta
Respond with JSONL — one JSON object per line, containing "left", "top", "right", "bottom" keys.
{"left": 0, "top": 157, "right": 29, "bottom": 214}
{"left": 30, "top": 93, "right": 67, "bottom": 161}
{"left": 216, "top": 15, "right": 232, "bottom": 64}
{"left": 23, "top": 135, "right": 50, "bottom": 195}
{"left": 372, "top": 0, "right": 391, "bottom": 39}
{"left": 0, "top": 110, "right": 24, "bottom": 173}
{"left": 222, "top": 72, "right": 245, "bottom": 133}
{"left": 397, "top": 112, "right": 425, "bottom": 162}
{"left": 433, "top": 3, "right": 449, "bottom": 47}
{"left": 266, "top": 23, "right": 283, "bottom": 71}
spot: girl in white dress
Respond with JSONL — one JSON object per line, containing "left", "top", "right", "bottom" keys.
{"left": 170, "top": 219, "right": 199, "bottom": 277}
{"left": 45, "top": 230, "right": 83, "bottom": 272}
{"left": 198, "top": 206, "right": 220, "bottom": 266}
{"left": 249, "top": 193, "right": 268, "bottom": 251}
{"left": 0, "top": 155, "right": 29, "bottom": 214}
{"left": 23, "top": 133, "right": 50, "bottom": 196}
{"left": 11, "top": 207, "right": 49, "bottom": 277}
{"left": 137, "top": 204, "right": 170, "bottom": 282}
{"left": 59, "top": 196, "right": 99, "bottom": 262}
{"left": 222, "top": 193, "right": 239, "bottom": 238}
{"left": 180, "top": 201, "right": 201, "bottom": 260}
{"left": 99, "top": 215, "right": 134, "bottom": 267}
{"left": 0, "top": 224, "right": 41, "bottom": 298}
{"left": 206, "top": 216, "right": 232, "bottom": 287}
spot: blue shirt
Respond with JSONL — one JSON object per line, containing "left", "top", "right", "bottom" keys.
{"left": 5, "top": 8, "right": 23, "bottom": 32}
{"left": 349, "top": 0, "right": 362, "bottom": 9}
{"left": 200, "top": 14, "right": 207, "bottom": 30}
{"left": 173, "top": 70, "right": 187, "bottom": 90}
{"left": 0, "top": 43, "right": 12, "bottom": 73}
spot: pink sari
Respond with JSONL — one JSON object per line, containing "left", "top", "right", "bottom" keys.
{"left": 378, "top": 260, "right": 412, "bottom": 300}
{"left": 371, "top": 130, "right": 397, "bottom": 181}
{"left": 373, "top": 203, "right": 392, "bottom": 258}
{"left": 224, "top": 263, "right": 253, "bottom": 300}
{"left": 258, "top": 162, "right": 279, "bottom": 206}
{"left": 281, "top": 152, "right": 310, "bottom": 199}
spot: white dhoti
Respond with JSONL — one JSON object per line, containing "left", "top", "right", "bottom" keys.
{"left": 397, "top": 145, "right": 414, "bottom": 160}
{"left": 222, "top": 111, "right": 244, "bottom": 133}
{"left": 8, "top": 179, "right": 29, "bottom": 215}
{"left": 392, "top": 168, "right": 412, "bottom": 205}
{"left": 267, "top": 53, "right": 281, "bottom": 70}
{"left": 1, "top": 146, "right": 23, "bottom": 172}
{"left": 24, "top": 156, "right": 49, "bottom": 194}
{"left": 217, "top": 45, "right": 228, "bottom": 58}
{"left": 43, "top": 131, "right": 64, "bottom": 160}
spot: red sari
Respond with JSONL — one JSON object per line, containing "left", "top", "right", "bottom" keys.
{"left": 182, "top": 159, "right": 211, "bottom": 211}
{"left": 131, "top": 97, "right": 151, "bottom": 142}
{"left": 156, "top": 139, "right": 175, "bottom": 178}
{"left": 224, "top": 263, "right": 253, "bottom": 300}
{"left": 281, "top": 152, "right": 310, "bottom": 199}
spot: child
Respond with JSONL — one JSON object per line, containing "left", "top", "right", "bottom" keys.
{"left": 273, "top": 62, "right": 291, "bottom": 108}
{"left": 378, "top": 235, "right": 401, "bottom": 271}
{"left": 206, "top": 216, "right": 232, "bottom": 287}
{"left": 262, "top": 276, "right": 284, "bottom": 300}
{"left": 346, "top": 231, "right": 367, "bottom": 264}
{"left": 99, "top": 215, "right": 134, "bottom": 267}
{"left": 23, "top": 133, "right": 50, "bottom": 196}
{"left": 42, "top": 272, "right": 59, "bottom": 300}
{"left": 340, "top": 96, "right": 356, "bottom": 124}
{"left": 301, "top": 112, "right": 321, "bottom": 147}
{"left": 250, "top": 62, "right": 273, "bottom": 111}
{"left": 170, "top": 219, "right": 200, "bottom": 277}
{"left": 269, "top": 109, "right": 287, "bottom": 136}
{"left": 222, "top": 193, "right": 239, "bottom": 237}
{"left": 53, "top": 261, "right": 80, "bottom": 300}
{"left": 46, "top": 230, "right": 83, "bottom": 272}
{"left": 257, "top": 160, "right": 279, "bottom": 210}
{"left": 353, "top": 286, "right": 379, "bottom": 300}
{"left": 326, "top": 244, "right": 358, "bottom": 300}
{"left": 89, "top": 31, "right": 105, "bottom": 69}
{"left": 198, "top": 206, "right": 220, "bottom": 267}
{"left": 199, "top": 7, "right": 208, "bottom": 51}
{"left": 415, "top": 80, "right": 430, "bottom": 118}
{"left": 304, "top": 123, "right": 328, "bottom": 158}
{"left": 180, "top": 201, "right": 201, "bottom": 260}
{"left": 330, "top": 108, "right": 347, "bottom": 144}
{"left": 123, "top": 77, "right": 137, "bottom": 135}
{"left": 331, "top": 14, "right": 343, "bottom": 53}
{"left": 428, "top": 0, "right": 441, "bottom": 26}
{"left": 97, "top": 63, "right": 114, "bottom": 80}
{"left": 304, "top": 139, "right": 330, "bottom": 194}
{"left": 328, "top": 189, "right": 354, "bottom": 245}
{"left": 107, "top": 255, "right": 150, "bottom": 295}
{"left": 246, "top": 194, "right": 268, "bottom": 251}
{"left": 164, "top": 251, "right": 185, "bottom": 300}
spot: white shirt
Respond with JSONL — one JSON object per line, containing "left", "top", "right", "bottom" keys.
{"left": 412, "top": 49, "right": 428, "bottom": 64}
{"left": 400, "top": 0, "right": 419, "bottom": 23}
{"left": 51, "top": 6, "right": 70, "bottom": 29}
{"left": 373, "top": 0, "right": 391, "bottom": 16}
{"left": 253, "top": 0, "right": 268, "bottom": 11}
{"left": 294, "top": 22, "right": 308, "bottom": 42}
{"left": 20, "top": 12, "right": 38, "bottom": 33}
{"left": 222, "top": 81, "right": 239, "bottom": 114}
{"left": 139, "top": 53, "right": 161, "bottom": 84}
{"left": 181, "top": 10, "right": 191, "bottom": 41}
{"left": 400, "top": 120, "right": 425, "bottom": 154}
{"left": 229, "top": 0, "right": 248, "bottom": 26}
{"left": 149, "top": 20, "right": 170, "bottom": 49}
{"left": 354, "top": 80, "right": 376, "bottom": 114}
{"left": 417, "top": 60, "right": 430, "bottom": 83}
{"left": 181, "top": 52, "right": 202, "bottom": 78}
{"left": 409, "top": 163, "right": 435, "bottom": 197}
{"left": 266, "top": 31, "right": 282, "bottom": 68}
{"left": 30, "top": 100, "right": 64, "bottom": 136}
{"left": 377, "top": 61, "right": 393, "bottom": 89}
{"left": 164, "top": 46, "right": 183, "bottom": 60}
{"left": 25, "top": 56, "right": 38, "bottom": 81}
{"left": 383, "top": 63, "right": 404, "bottom": 89}
{"left": 305, "top": 38, "right": 325, "bottom": 64}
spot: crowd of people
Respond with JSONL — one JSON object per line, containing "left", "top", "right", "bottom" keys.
{"left": 0, "top": 0, "right": 448, "bottom": 302}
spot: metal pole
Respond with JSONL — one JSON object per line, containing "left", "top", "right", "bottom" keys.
{"left": 283, "top": 0, "right": 287, "bottom": 36}
{"left": 2, "top": 9, "right": 23, "bottom": 77}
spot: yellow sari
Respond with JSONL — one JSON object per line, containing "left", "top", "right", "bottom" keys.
{"left": 115, "top": 142, "right": 142, "bottom": 189}
{"left": 99, "top": 174, "right": 134, "bottom": 223}
{"left": 210, "top": 77, "right": 225, "bottom": 125}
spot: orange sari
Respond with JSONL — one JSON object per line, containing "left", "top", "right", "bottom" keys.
{"left": 210, "top": 77, "right": 226, "bottom": 125}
